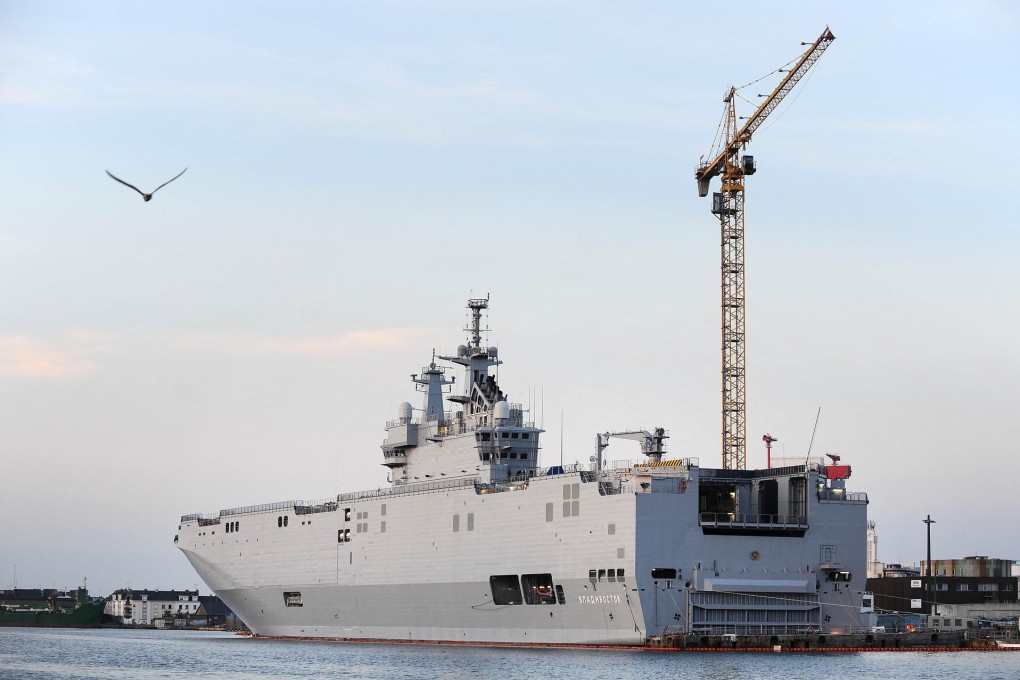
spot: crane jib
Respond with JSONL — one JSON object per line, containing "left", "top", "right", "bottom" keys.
{"left": 695, "top": 27, "right": 835, "bottom": 196}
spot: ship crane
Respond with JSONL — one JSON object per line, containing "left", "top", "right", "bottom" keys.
{"left": 594, "top": 428, "right": 668, "bottom": 471}
{"left": 695, "top": 27, "right": 835, "bottom": 470}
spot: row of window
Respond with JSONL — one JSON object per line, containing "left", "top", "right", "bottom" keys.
{"left": 277, "top": 516, "right": 289, "bottom": 528}
{"left": 490, "top": 574, "right": 565, "bottom": 606}
{"left": 590, "top": 568, "right": 626, "bottom": 582}
{"left": 225, "top": 521, "right": 240, "bottom": 533}
{"left": 931, "top": 582, "right": 1013, "bottom": 592}
{"left": 476, "top": 431, "right": 532, "bottom": 441}
{"left": 480, "top": 451, "right": 529, "bottom": 461}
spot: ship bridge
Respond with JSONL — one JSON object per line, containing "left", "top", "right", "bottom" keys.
{"left": 380, "top": 296, "right": 544, "bottom": 484}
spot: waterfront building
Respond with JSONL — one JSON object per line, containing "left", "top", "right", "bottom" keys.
{"left": 866, "top": 555, "right": 1019, "bottom": 631}
{"left": 922, "top": 556, "right": 1015, "bottom": 578}
{"left": 106, "top": 589, "right": 200, "bottom": 625}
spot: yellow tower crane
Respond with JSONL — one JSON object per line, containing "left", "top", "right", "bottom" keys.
{"left": 695, "top": 27, "right": 835, "bottom": 470}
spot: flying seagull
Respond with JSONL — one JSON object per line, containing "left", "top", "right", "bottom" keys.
{"left": 106, "top": 167, "right": 187, "bottom": 202}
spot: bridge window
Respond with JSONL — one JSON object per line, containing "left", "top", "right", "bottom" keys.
{"left": 651, "top": 568, "right": 678, "bottom": 580}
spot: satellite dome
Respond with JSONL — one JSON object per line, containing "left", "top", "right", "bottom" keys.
{"left": 493, "top": 400, "right": 510, "bottom": 421}
{"left": 398, "top": 402, "right": 413, "bottom": 421}
{"left": 457, "top": 344, "right": 468, "bottom": 357}
{"left": 487, "top": 346, "right": 498, "bottom": 357}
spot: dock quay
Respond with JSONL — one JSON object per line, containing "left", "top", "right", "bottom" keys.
{"left": 645, "top": 630, "right": 1015, "bottom": 651}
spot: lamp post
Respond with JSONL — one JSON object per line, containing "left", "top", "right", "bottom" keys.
{"left": 923, "top": 514, "right": 937, "bottom": 620}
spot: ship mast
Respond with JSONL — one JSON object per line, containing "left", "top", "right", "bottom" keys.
{"left": 466, "top": 296, "right": 488, "bottom": 352}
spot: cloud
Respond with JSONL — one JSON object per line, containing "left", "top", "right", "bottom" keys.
{"left": 0, "top": 335, "right": 103, "bottom": 378}
{"left": 0, "top": 327, "right": 428, "bottom": 377}
{"left": 177, "top": 327, "right": 429, "bottom": 359}
{"left": 0, "top": 43, "right": 97, "bottom": 108}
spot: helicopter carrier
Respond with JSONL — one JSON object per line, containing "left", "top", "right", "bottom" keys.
{"left": 176, "top": 296, "right": 868, "bottom": 645}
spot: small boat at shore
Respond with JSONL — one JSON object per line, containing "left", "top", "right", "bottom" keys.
{"left": 995, "top": 639, "right": 1020, "bottom": 649}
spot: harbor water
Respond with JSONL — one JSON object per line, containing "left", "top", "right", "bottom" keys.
{"left": 1, "top": 628, "right": 1016, "bottom": 680}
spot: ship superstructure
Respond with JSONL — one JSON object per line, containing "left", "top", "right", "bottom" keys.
{"left": 176, "top": 297, "right": 868, "bottom": 645}
{"left": 380, "top": 296, "right": 540, "bottom": 486}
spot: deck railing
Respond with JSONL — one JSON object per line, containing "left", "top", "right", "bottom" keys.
{"left": 699, "top": 512, "right": 809, "bottom": 530}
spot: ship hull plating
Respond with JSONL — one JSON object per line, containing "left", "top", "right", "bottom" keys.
{"left": 179, "top": 465, "right": 866, "bottom": 644}
{"left": 177, "top": 298, "right": 868, "bottom": 645}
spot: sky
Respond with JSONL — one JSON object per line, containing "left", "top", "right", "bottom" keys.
{"left": 2, "top": 1, "right": 1018, "bottom": 596}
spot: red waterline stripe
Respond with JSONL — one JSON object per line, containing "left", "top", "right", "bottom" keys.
{"left": 251, "top": 636, "right": 1012, "bottom": 652}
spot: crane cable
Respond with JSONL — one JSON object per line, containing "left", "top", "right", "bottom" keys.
{"left": 699, "top": 41, "right": 826, "bottom": 171}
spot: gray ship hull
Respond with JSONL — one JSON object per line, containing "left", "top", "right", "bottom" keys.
{"left": 177, "top": 298, "right": 868, "bottom": 646}
{"left": 179, "top": 463, "right": 866, "bottom": 644}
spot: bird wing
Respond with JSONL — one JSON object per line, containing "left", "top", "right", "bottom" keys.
{"left": 151, "top": 167, "right": 188, "bottom": 194}
{"left": 106, "top": 170, "right": 147, "bottom": 197}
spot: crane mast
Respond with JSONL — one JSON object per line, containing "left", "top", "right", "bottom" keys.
{"left": 695, "top": 27, "right": 835, "bottom": 470}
